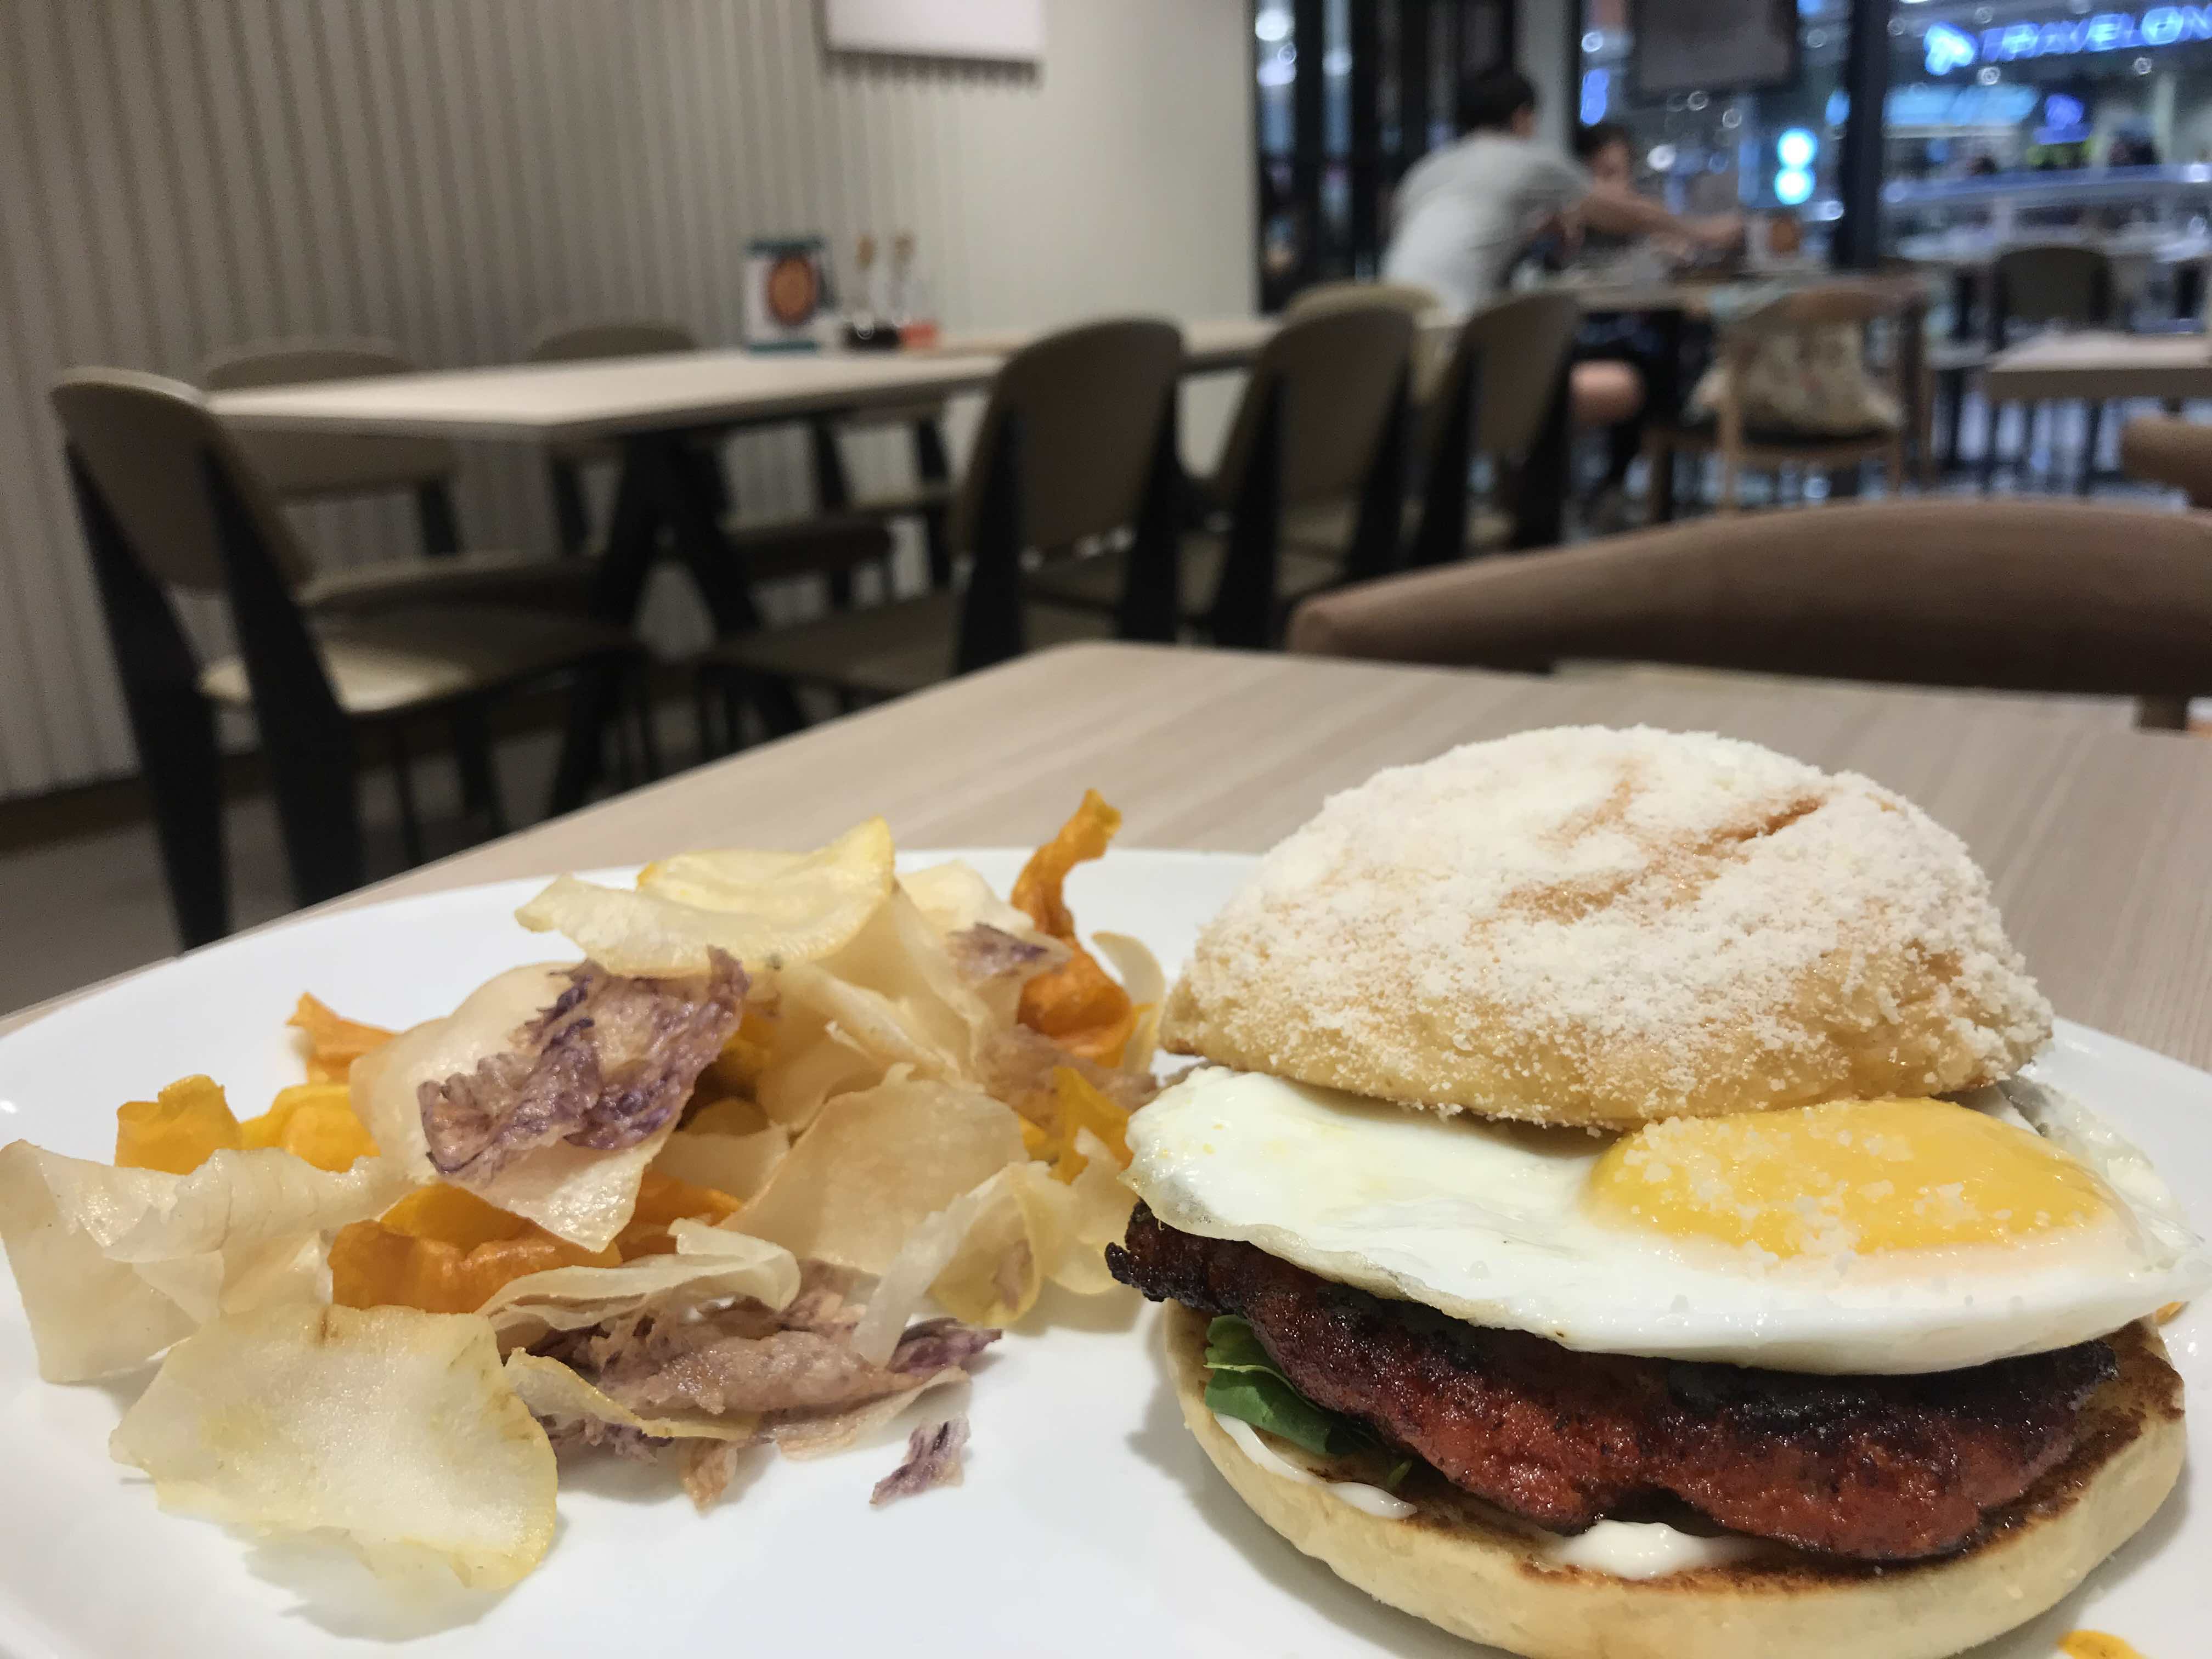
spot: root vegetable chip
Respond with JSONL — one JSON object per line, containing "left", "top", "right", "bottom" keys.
{"left": 330, "top": 1184, "right": 620, "bottom": 1316}
{"left": 504, "top": 1350, "right": 761, "bottom": 1446}
{"left": 353, "top": 963, "right": 692, "bottom": 1254}
{"left": 116, "top": 1076, "right": 242, "bottom": 1174}
{"left": 1011, "top": 792, "right": 1138, "bottom": 1064}
{"left": 758, "top": 889, "right": 1000, "bottom": 1128}
{"left": 520, "top": 819, "right": 896, "bottom": 977}
{"left": 289, "top": 995, "right": 396, "bottom": 1084}
{"left": 932, "top": 1133, "right": 1137, "bottom": 1325}
{"left": 1092, "top": 932, "right": 1167, "bottom": 1076}
{"left": 0, "top": 1141, "right": 412, "bottom": 1381}
{"left": 649, "top": 1125, "right": 788, "bottom": 1205}
{"left": 737, "top": 1077, "right": 1025, "bottom": 1272}
{"left": 110, "top": 1304, "right": 555, "bottom": 1590}
{"left": 476, "top": 1220, "right": 800, "bottom": 1351}
{"left": 613, "top": 1172, "right": 742, "bottom": 1258}
{"left": 240, "top": 1084, "right": 379, "bottom": 1172}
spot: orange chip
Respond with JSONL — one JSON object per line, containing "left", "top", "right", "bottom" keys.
{"left": 288, "top": 993, "right": 396, "bottom": 1084}
{"left": 116, "top": 1076, "right": 242, "bottom": 1174}
{"left": 238, "top": 1084, "right": 379, "bottom": 1172}
{"left": 612, "top": 1171, "right": 742, "bottom": 1259}
{"left": 1012, "top": 792, "right": 1137, "bottom": 1065}
{"left": 702, "top": 1007, "right": 778, "bottom": 1098}
{"left": 330, "top": 1184, "right": 620, "bottom": 1314}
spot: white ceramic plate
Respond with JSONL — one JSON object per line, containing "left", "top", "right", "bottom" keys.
{"left": 0, "top": 850, "right": 2200, "bottom": 1659}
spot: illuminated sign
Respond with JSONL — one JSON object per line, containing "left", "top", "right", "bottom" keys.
{"left": 1926, "top": 7, "right": 2212, "bottom": 72}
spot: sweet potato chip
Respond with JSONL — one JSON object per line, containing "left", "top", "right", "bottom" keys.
{"left": 737, "top": 1076, "right": 1025, "bottom": 1272}
{"left": 240, "top": 1084, "right": 379, "bottom": 1172}
{"left": 116, "top": 1076, "right": 242, "bottom": 1175}
{"left": 1011, "top": 792, "right": 1138, "bottom": 1064}
{"left": 476, "top": 1220, "right": 800, "bottom": 1351}
{"left": 330, "top": 1184, "right": 620, "bottom": 1316}
{"left": 110, "top": 1304, "right": 555, "bottom": 1590}
{"left": 518, "top": 819, "right": 896, "bottom": 978}
{"left": 613, "top": 1171, "right": 742, "bottom": 1258}
{"left": 649, "top": 1125, "right": 788, "bottom": 1205}
{"left": 1091, "top": 932, "right": 1166, "bottom": 1075}
{"left": 352, "top": 963, "right": 675, "bottom": 1253}
{"left": 0, "top": 1141, "right": 412, "bottom": 1382}
{"left": 289, "top": 995, "right": 397, "bottom": 1085}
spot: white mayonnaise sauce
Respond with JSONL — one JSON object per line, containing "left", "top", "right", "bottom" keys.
{"left": 1542, "top": 1518, "right": 1767, "bottom": 1579}
{"left": 1214, "top": 1413, "right": 1417, "bottom": 1519}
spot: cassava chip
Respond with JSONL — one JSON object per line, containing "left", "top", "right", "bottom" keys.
{"left": 353, "top": 963, "right": 680, "bottom": 1253}
{"left": 1092, "top": 932, "right": 1166, "bottom": 1076}
{"left": 476, "top": 1220, "right": 800, "bottom": 1351}
{"left": 933, "top": 1132, "right": 1137, "bottom": 1324}
{"left": 0, "top": 1141, "right": 411, "bottom": 1381}
{"left": 521, "top": 819, "right": 895, "bottom": 977}
{"left": 290, "top": 995, "right": 396, "bottom": 1084}
{"left": 110, "top": 1303, "right": 554, "bottom": 1590}
{"left": 737, "top": 1077, "right": 1025, "bottom": 1272}
{"left": 650, "top": 1125, "right": 789, "bottom": 1204}
{"left": 757, "top": 888, "right": 1000, "bottom": 1127}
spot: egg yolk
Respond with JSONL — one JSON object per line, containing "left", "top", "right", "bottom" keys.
{"left": 1586, "top": 1097, "right": 2112, "bottom": 1260}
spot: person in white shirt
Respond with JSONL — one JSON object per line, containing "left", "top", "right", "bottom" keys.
{"left": 1383, "top": 68, "right": 1740, "bottom": 311}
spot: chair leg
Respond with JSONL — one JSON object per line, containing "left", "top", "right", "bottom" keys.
{"left": 449, "top": 704, "right": 506, "bottom": 838}
{"left": 1886, "top": 441, "right": 1905, "bottom": 498}
{"left": 1717, "top": 452, "right": 1740, "bottom": 514}
{"left": 550, "top": 660, "right": 621, "bottom": 816}
{"left": 1980, "top": 396, "right": 2000, "bottom": 494}
{"left": 1642, "top": 436, "right": 1676, "bottom": 523}
{"left": 548, "top": 459, "right": 593, "bottom": 558}
{"left": 632, "top": 664, "right": 662, "bottom": 783}
{"left": 2080, "top": 399, "right": 2104, "bottom": 496}
{"left": 389, "top": 721, "right": 425, "bottom": 868}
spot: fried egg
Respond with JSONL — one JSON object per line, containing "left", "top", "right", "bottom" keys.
{"left": 1124, "top": 1066, "right": 2210, "bottom": 1373}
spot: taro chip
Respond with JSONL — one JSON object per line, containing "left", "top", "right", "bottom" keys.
{"left": 0, "top": 1140, "right": 413, "bottom": 1382}
{"left": 504, "top": 1350, "right": 761, "bottom": 1444}
{"left": 289, "top": 994, "right": 397, "bottom": 1084}
{"left": 110, "top": 1303, "right": 555, "bottom": 1590}
{"left": 352, "top": 963, "right": 679, "bottom": 1254}
{"left": 736, "top": 1077, "right": 1025, "bottom": 1273}
{"left": 517, "top": 818, "right": 895, "bottom": 977}
{"left": 475, "top": 1220, "right": 800, "bottom": 1351}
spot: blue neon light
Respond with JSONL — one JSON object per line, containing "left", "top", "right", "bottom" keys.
{"left": 1777, "top": 127, "right": 1818, "bottom": 168}
{"left": 1925, "top": 6, "right": 2212, "bottom": 74}
{"left": 1774, "top": 167, "right": 1814, "bottom": 206}
{"left": 1581, "top": 67, "right": 1610, "bottom": 126}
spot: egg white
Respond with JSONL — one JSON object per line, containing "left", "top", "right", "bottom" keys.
{"left": 1124, "top": 1066, "right": 2211, "bottom": 1373}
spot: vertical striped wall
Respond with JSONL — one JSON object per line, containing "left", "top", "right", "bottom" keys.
{"left": 0, "top": 0, "right": 1256, "bottom": 799}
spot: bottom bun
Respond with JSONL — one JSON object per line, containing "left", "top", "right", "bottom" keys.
{"left": 1164, "top": 1302, "right": 2184, "bottom": 1659}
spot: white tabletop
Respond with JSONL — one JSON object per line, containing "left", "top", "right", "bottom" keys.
{"left": 209, "top": 347, "right": 1007, "bottom": 442}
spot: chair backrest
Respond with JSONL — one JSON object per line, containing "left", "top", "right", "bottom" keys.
{"left": 1992, "top": 244, "right": 2112, "bottom": 333}
{"left": 52, "top": 369, "right": 312, "bottom": 594}
{"left": 1287, "top": 498, "right": 2212, "bottom": 721}
{"left": 528, "top": 319, "right": 699, "bottom": 362}
{"left": 951, "top": 317, "right": 1186, "bottom": 556}
{"left": 1285, "top": 281, "right": 1438, "bottom": 320}
{"left": 1446, "top": 290, "right": 1584, "bottom": 460}
{"left": 1721, "top": 278, "right": 1915, "bottom": 342}
{"left": 1213, "top": 306, "right": 1416, "bottom": 508}
{"left": 201, "top": 341, "right": 457, "bottom": 499}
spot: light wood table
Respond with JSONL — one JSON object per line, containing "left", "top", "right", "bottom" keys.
{"left": 14, "top": 645, "right": 2211, "bottom": 1070}
{"left": 1984, "top": 330, "right": 2212, "bottom": 404}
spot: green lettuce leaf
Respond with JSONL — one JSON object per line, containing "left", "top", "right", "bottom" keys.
{"left": 1201, "top": 1315, "right": 1374, "bottom": 1457}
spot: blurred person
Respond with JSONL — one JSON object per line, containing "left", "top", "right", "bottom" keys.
{"left": 1384, "top": 69, "right": 1740, "bottom": 312}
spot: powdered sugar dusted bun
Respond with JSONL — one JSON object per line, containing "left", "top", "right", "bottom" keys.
{"left": 1160, "top": 727, "right": 2052, "bottom": 1128}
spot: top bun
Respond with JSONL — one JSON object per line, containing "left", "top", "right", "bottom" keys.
{"left": 1160, "top": 727, "right": 2052, "bottom": 1128}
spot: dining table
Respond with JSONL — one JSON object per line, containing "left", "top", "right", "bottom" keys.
{"left": 13, "top": 644, "right": 2212, "bottom": 1070}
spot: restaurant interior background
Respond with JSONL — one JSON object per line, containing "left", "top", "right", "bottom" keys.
{"left": 7, "top": 0, "right": 2212, "bottom": 1013}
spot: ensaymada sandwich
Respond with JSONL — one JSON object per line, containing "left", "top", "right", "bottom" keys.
{"left": 1112, "top": 727, "right": 2205, "bottom": 1659}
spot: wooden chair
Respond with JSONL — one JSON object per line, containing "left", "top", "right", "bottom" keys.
{"left": 696, "top": 319, "right": 1187, "bottom": 718}
{"left": 1643, "top": 280, "right": 1912, "bottom": 516}
{"left": 53, "top": 369, "right": 643, "bottom": 947}
{"left": 202, "top": 341, "right": 595, "bottom": 616}
{"left": 1981, "top": 245, "right": 2117, "bottom": 494}
{"left": 1025, "top": 305, "right": 1415, "bottom": 647}
{"left": 1288, "top": 496, "right": 2212, "bottom": 730}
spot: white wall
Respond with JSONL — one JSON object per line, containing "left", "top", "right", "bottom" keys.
{"left": 1520, "top": 0, "right": 1576, "bottom": 149}
{"left": 0, "top": 0, "right": 1255, "bottom": 799}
